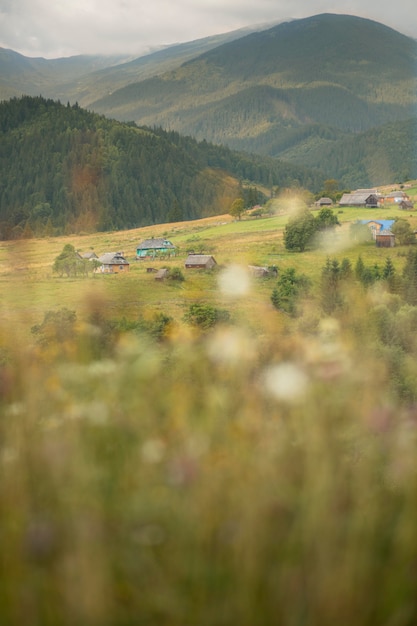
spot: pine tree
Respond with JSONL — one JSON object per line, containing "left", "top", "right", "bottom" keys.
{"left": 320, "top": 257, "right": 344, "bottom": 314}
{"left": 355, "top": 255, "right": 365, "bottom": 282}
{"left": 402, "top": 250, "right": 417, "bottom": 304}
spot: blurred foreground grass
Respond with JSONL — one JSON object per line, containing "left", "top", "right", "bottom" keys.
{"left": 1, "top": 284, "right": 417, "bottom": 626}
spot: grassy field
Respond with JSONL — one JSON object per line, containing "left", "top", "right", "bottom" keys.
{"left": 1, "top": 192, "right": 416, "bottom": 336}
{"left": 2, "top": 190, "right": 417, "bottom": 625}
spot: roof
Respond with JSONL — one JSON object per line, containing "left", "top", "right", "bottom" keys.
{"left": 98, "top": 252, "right": 129, "bottom": 265}
{"left": 359, "top": 220, "right": 395, "bottom": 231}
{"left": 385, "top": 191, "right": 407, "bottom": 198}
{"left": 248, "top": 265, "right": 269, "bottom": 276}
{"left": 185, "top": 254, "right": 217, "bottom": 265}
{"left": 339, "top": 192, "right": 379, "bottom": 205}
{"left": 137, "top": 238, "right": 175, "bottom": 250}
{"left": 315, "top": 197, "right": 333, "bottom": 204}
{"left": 154, "top": 268, "right": 169, "bottom": 279}
{"left": 80, "top": 251, "right": 98, "bottom": 259}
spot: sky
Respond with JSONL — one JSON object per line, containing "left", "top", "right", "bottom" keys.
{"left": 0, "top": 0, "right": 416, "bottom": 59}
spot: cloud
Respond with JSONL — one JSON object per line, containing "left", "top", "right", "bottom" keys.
{"left": 0, "top": 0, "right": 415, "bottom": 58}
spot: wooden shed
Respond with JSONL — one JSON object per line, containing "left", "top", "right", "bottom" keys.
{"left": 315, "top": 197, "right": 333, "bottom": 207}
{"left": 248, "top": 265, "right": 270, "bottom": 277}
{"left": 376, "top": 232, "right": 395, "bottom": 248}
{"left": 399, "top": 200, "right": 414, "bottom": 210}
{"left": 154, "top": 268, "right": 169, "bottom": 281}
{"left": 184, "top": 254, "right": 217, "bottom": 269}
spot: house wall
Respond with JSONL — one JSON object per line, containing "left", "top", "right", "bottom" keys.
{"left": 366, "top": 222, "right": 382, "bottom": 239}
{"left": 136, "top": 247, "right": 175, "bottom": 258}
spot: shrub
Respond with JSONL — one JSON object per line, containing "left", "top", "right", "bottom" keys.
{"left": 184, "top": 303, "right": 230, "bottom": 329}
{"left": 169, "top": 267, "right": 185, "bottom": 282}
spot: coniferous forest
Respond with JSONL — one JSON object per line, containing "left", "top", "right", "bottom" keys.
{"left": 0, "top": 96, "right": 324, "bottom": 239}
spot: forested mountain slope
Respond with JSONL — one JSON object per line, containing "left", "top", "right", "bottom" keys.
{"left": 88, "top": 14, "right": 417, "bottom": 183}
{"left": 2, "top": 15, "right": 415, "bottom": 194}
{"left": 0, "top": 23, "right": 278, "bottom": 106}
{"left": 92, "top": 14, "right": 417, "bottom": 130}
{"left": 278, "top": 117, "right": 417, "bottom": 188}
{"left": 0, "top": 96, "right": 324, "bottom": 239}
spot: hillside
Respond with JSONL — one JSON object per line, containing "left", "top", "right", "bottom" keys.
{"left": 278, "top": 117, "right": 417, "bottom": 187}
{"left": 0, "top": 95, "right": 324, "bottom": 240}
{"left": 86, "top": 14, "right": 417, "bottom": 185}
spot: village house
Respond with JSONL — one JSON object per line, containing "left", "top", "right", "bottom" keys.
{"left": 136, "top": 238, "right": 176, "bottom": 259}
{"left": 185, "top": 254, "right": 217, "bottom": 269}
{"left": 359, "top": 219, "right": 395, "bottom": 240}
{"left": 339, "top": 190, "right": 381, "bottom": 208}
{"left": 96, "top": 252, "right": 130, "bottom": 273}
{"left": 383, "top": 190, "right": 410, "bottom": 205}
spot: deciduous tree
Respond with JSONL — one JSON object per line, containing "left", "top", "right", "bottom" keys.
{"left": 284, "top": 209, "right": 316, "bottom": 252}
{"left": 230, "top": 198, "right": 246, "bottom": 221}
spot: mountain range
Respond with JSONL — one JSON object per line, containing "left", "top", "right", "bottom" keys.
{"left": 1, "top": 13, "right": 417, "bottom": 195}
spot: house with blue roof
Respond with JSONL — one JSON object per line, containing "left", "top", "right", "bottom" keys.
{"left": 359, "top": 219, "right": 395, "bottom": 238}
{"left": 358, "top": 220, "right": 396, "bottom": 247}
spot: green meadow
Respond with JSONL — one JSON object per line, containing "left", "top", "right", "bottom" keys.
{"left": 1, "top": 193, "right": 417, "bottom": 625}
{"left": 1, "top": 194, "right": 416, "bottom": 332}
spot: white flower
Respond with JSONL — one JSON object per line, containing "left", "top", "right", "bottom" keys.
{"left": 206, "top": 327, "right": 255, "bottom": 366}
{"left": 218, "top": 264, "right": 251, "bottom": 298}
{"left": 263, "top": 362, "right": 309, "bottom": 403}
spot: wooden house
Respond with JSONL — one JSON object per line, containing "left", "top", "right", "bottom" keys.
{"left": 96, "top": 252, "right": 130, "bottom": 273}
{"left": 339, "top": 191, "right": 380, "bottom": 207}
{"left": 184, "top": 254, "right": 217, "bottom": 269}
{"left": 383, "top": 190, "right": 410, "bottom": 205}
{"left": 136, "top": 238, "right": 176, "bottom": 259}
{"left": 359, "top": 220, "right": 395, "bottom": 240}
